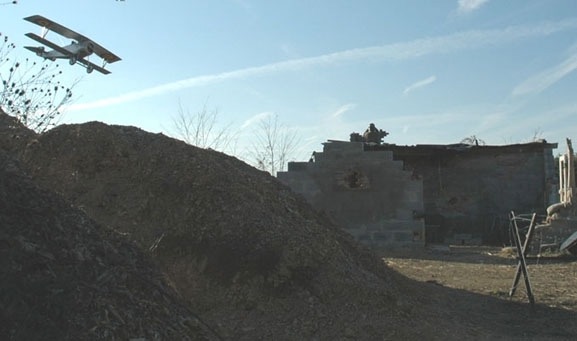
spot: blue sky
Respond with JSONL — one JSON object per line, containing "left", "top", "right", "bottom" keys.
{"left": 2, "top": 0, "right": 577, "bottom": 161}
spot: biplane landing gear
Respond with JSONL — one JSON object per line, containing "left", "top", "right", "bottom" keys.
{"left": 86, "top": 65, "right": 94, "bottom": 74}
{"left": 69, "top": 56, "right": 77, "bottom": 65}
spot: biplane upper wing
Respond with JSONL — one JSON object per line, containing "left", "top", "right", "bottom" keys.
{"left": 24, "top": 15, "right": 90, "bottom": 42}
{"left": 90, "top": 43, "right": 121, "bottom": 64}
{"left": 24, "top": 15, "right": 121, "bottom": 64}
{"left": 25, "top": 32, "right": 74, "bottom": 57}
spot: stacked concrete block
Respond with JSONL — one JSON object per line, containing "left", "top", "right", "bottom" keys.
{"left": 278, "top": 140, "right": 425, "bottom": 249}
{"left": 384, "top": 141, "right": 557, "bottom": 244}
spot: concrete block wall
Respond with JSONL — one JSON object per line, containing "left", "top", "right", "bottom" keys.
{"left": 278, "top": 141, "right": 425, "bottom": 249}
{"left": 385, "top": 142, "right": 557, "bottom": 244}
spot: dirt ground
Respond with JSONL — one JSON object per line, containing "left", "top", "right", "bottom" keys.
{"left": 382, "top": 245, "right": 577, "bottom": 337}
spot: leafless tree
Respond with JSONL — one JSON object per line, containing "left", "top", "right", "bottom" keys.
{"left": 0, "top": 33, "right": 76, "bottom": 133}
{"left": 172, "top": 99, "right": 238, "bottom": 153}
{"left": 530, "top": 128, "right": 544, "bottom": 142}
{"left": 251, "top": 113, "right": 299, "bottom": 176}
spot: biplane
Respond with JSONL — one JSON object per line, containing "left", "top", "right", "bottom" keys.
{"left": 23, "top": 15, "right": 121, "bottom": 75}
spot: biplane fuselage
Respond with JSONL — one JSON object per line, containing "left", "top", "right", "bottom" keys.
{"left": 34, "top": 40, "right": 94, "bottom": 62}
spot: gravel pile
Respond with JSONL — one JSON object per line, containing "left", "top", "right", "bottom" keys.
{"left": 0, "top": 151, "right": 218, "bottom": 340}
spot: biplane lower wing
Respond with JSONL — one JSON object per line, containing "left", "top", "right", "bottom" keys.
{"left": 78, "top": 58, "right": 110, "bottom": 75}
{"left": 91, "top": 43, "right": 121, "bottom": 64}
{"left": 25, "top": 32, "right": 72, "bottom": 57}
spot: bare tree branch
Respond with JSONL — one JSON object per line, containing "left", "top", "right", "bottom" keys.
{"left": 0, "top": 32, "right": 77, "bottom": 133}
{"left": 530, "top": 128, "right": 544, "bottom": 142}
{"left": 250, "top": 113, "right": 299, "bottom": 176}
{"left": 172, "top": 99, "right": 238, "bottom": 153}
{"left": 460, "top": 135, "right": 485, "bottom": 146}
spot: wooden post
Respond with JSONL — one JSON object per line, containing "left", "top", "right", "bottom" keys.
{"left": 508, "top": 211, "right": 536, "bottom": 306}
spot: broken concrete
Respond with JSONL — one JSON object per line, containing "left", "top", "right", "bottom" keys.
{"left": 278, "top": 140, "right": 425, "bottom": 249}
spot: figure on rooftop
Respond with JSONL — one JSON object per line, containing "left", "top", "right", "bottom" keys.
{"left": 362, "top": 123, "right": 388, "bottom": 144}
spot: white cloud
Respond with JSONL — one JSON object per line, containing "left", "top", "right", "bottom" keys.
{"left": 403, "top": 75, "right": 437, "bottom": 95}
{"left": 65, "top": 18, "right": 577, "bottom": 112}
{"left": 458, "top": 0, "right": 489, "bottom": 14}
{"left": 331, "top": 103, "right": 357, "bottom": 118}
{"left": 240, "top": 111, "right": 272, "bottom": 129}
{"left": 512, "top": 51, "right": 577, "bottom": 97}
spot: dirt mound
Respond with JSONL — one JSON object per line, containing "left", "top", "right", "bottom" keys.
{"left": 0, "top": 152, "right": 219, "bottom": 340}
{"left": 0, "top": 111, "right": 36, "bottom": 156}
{"left": 11, "top": 119, "right": 453, "bottom": 339}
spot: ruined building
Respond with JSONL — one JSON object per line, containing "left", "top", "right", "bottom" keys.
{"left": 278, "top": 125, "right": 557, "bottom": 248}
